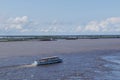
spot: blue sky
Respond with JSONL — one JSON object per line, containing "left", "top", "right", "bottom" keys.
{"left": 0, "top": 0, "right": 120, "bottom": 35}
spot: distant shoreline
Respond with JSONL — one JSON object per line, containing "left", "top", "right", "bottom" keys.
{"left": 0, "top": 35, "right": 120, "bottom": 42}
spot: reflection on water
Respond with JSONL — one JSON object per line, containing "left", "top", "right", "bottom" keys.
{"left": 101, "top": 55, "right": 120, "bottom": 80}
{"left": 102, "top": 56, "right": 120, "bottom": 64}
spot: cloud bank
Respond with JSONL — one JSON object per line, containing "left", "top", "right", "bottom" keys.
{"left": 0, "top": 16, "right": 120, "bottom": 35}
{"left": 75, "top": 17, "right": 120, "bottom": 34}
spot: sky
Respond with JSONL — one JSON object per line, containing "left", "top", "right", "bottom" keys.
{"left": 0, "top": 0, "right": 120, "bottom": 35}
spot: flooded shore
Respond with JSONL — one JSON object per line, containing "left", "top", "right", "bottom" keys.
{"left": 0, "top": 39, "right": 120, "bottom": 80}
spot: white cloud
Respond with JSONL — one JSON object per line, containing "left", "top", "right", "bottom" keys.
{"left": 0, "top": 16, "right": 120, "bottom": 35}
{"left": 3, "top": 16, "right": 29, "bottom": 31}
{"left": 76, "top": 17, "right": 120, "bottom": 34}
{"left": 106, "top": 17, "right": 120, "bottom": 24}
{"left": 38, "top": 24, "right": 64, "bottom": 33}
{"left": 84, "top": 21, "right": 100, "bottom": 32}
{"left": 8, "top": 16, "right": 28, "bottom": 24}
{"left": 75, "top": 26, "right": 82, "bottom": 32}
{"left": 1, "top": 16, "right": 35, "bottom": 34}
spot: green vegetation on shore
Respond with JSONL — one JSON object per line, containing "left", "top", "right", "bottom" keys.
{"left": 0, "top": 35, "right": 120, "bottom": 42}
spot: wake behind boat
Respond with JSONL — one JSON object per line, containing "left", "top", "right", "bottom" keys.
{"left": 33, "top": 56, "right": 63, "bottom": 66}
{"left": 0, "top": 56, "right": 62, "bottom": 69}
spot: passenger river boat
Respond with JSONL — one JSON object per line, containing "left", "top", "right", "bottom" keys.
{"left": 33, "top": 56, "right": 62, "bottom": 66}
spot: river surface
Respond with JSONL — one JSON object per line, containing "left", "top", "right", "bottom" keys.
{"left": 0, "top": 39, "right": 120, "bottom": 80}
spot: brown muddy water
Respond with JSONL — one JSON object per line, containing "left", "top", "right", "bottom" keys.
{"left": 0, "top": 39, "right": 120, "bottom": 80}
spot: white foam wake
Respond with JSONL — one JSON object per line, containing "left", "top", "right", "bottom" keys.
{"left": 18, "top": 64, "right": 37, "bottom": 68}
{"left": 0, "top": 63, "right": 37, "bottom": 69}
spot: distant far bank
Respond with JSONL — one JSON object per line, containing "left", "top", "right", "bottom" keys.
{"left": 0, "top": 35, "right": 120, "bottom": 42}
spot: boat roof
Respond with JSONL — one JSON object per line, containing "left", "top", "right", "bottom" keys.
{"left": 43, "top": 56, "right": 58, "bottom": 59}
{"left": 38, "top": 56, "right": 59, "bottom": 60}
